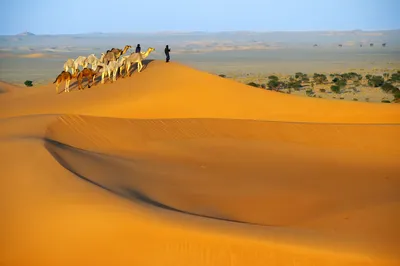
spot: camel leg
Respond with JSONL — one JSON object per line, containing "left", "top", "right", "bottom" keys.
{"left": 101, "top": 72, "right": 105, "bottom": 84}
{"left": 56, "top": 82, "right": 59, "bottom": 94}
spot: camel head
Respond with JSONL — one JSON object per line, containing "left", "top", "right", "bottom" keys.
{"left": 122, "top": 45, "right": 132, "bottom": 55}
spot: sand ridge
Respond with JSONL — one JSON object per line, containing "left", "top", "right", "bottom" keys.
{"left": 1, "top": 60, "right": 400, "bottom": 265}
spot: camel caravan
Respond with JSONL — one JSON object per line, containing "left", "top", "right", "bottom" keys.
{"left": 54, "top": 44, "right": 155, "bottom": 93}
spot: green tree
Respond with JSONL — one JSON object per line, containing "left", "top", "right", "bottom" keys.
{"left": 24, "top": 80, "right": 33, "bottom": 87}
{"left": 313, "top": 73, "right": 327, "bottom": 84}
{"left": 367, "top": 75, "right": 385, "bottom": 87}
{"left": 287, "top": 80, "right": 302, "bottom": 90}
{"left": 390, "top": 72, "right": 400, "bottom": 82}
{"left": 247, "top": 82, "right": 260, "bottom": 88}
{"left": 331, "top": 85, "right": 341, "bottom": 93}
{"left": 381, "top": 82, "right": 397, "bottom": 93}
{"left": 268, "top": 75, "right": 279, "bottom": 81}
{"left": 393, "top": 90, "right": 400, "bottom": 100}
{"left": 267, "top": 79, "right": 280, "bottom": 90}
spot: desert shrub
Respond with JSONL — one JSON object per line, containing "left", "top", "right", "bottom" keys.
{"left": 331, "top": 85, "right": 341, "bottom": 93}
{"left": 302, "top": 76, "right": 310, "bottom": 83}
{"left": 353, "top": 98, "right": 358, "bottom": 101}
{"left": 390, "top": 72, "right": 400, "bottom": 82}
{"left": 218, "top": 74, "right": 226, "bottom": 78}
{"left": 365, "top": 74, "right": 372, "bottom": 80}
{"left": 268, "top": 75, "right": 279, "bottom": 81}
{"left": 313, "top": 73, "right": 327, "bottom": 84}
{"left": 353, "top": 80, "right": 361, "bottom": 86}
{"left": 267, "top": 79, "right": 280, "bottom": 89}
{"left": 24, "top": 80, "right": 33, "bottom": 87}
{"left": 260, "top": 84, "right": 266, "bottom": 89}
{"left": 247, "top": 82, "right": 260, "bottom": 88}
{"left": 295, "top": 72, "right": 304, "bottom": 79}
{"left": 336, "top": 79, "right": 347, "bottom": 87}
{"left": 287, "top": 80, "right": 302, "bottom": 90}
{"left": 319, "top": 88, "right": 326, "bottom": 93}
{"left": 381, "top": 100, "right": 391, "bottom": 103}
{"left": 381, "top": 82, "right": 398, "bottom": 93}
{"left": 341, "top": 72, "right": 361, "bottom": 81}
{"left": 305, "top": 89, "right": 314, "bottom": 96}
{"left": 383, "top": 73, "right": 390, "bottom": 80}
{"left": 295, "top": 72, "right": 308, "bottom": 81}
{"left": 367, "top": 75, "right": 384, "bottom": 87}
{"left": 332, "top": 77, "right": 347, "bottom": 88}
{"left": 393, "top": 90, "right": 400, "bottom": 100}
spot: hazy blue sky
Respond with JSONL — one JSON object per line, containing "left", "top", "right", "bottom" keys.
{"left": 1, "top": 0, "right": 399, "bottom": 35}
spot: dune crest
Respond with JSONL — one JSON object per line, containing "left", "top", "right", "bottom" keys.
{"left": 1, "top": 60, "right": 399, "bottom": 265}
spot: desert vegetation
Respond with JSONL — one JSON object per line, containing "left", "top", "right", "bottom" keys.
{"left": 226, "top": 69, "right": 400, "bottom": 103}
{"left": 24, "top": 80, "right": 33, "bottom": 87}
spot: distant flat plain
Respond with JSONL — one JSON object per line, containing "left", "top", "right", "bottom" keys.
{"left": 0, "top": 31, "right": 399, "bottom": 85}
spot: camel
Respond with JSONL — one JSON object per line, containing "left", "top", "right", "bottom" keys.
{"left": 116, "top": 55, "right": 131, "bottom": 76}
{"left": 110, "top": 45, "right": 131, "bottom": 60}
{"left": 103, "top": 45, "right": 131, "bottom": 65}
{"left": 53, "top": 70, "right": 78, "bottom": 93}
{"left": 63, "top": 58, "right": 77, "bottom": 74}
{"left": 124, "top": 47, "right": 155, "bottom": 76}
{"left": 95, "top": 59, "right": 125, "bottom": 84}
{"left": 76, "top": 68, "right": 97, "bottom": 90}
{"left": 102, "top": 51, "right": 117, "bottom": 66}
{"left": 95, "top": 62, "right": 112, "bottom": 84}
{"left": 86, "top": 53, "right": 105, "bottom": 70}
{"left": 74, "top": 56, "right": 88, "bottom": 70}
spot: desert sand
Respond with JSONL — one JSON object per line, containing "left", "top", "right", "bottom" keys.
{"left": 1, "top": 60, "right": 400, "bottom": 266}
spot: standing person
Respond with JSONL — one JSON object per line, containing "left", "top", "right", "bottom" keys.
{"left": 164, "top": 45, "right": 171, "bottom": 62}
{"left": 135, "top": 44, "right": 141, "bottom": 53}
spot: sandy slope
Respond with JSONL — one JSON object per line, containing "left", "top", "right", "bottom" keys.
{"left": 1, "top": 60, "right": 399, "bottom": 266}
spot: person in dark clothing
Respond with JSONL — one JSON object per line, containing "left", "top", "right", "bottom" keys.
{"left": 164, "top": 45, "right": 171, "bottom": 62}
{"left": 135, "top": 44, "right": 141, "bottom": 53}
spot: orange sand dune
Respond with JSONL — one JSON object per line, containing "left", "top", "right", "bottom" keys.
{"left": 1, "top": 60, "right": 399, "bottom": 266}
{"left": 0, "top": 80, "right": 20, "bottom": 93}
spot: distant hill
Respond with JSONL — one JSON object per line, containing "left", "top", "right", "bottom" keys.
{"left": 16, "top": 31, "right": 35, "bottom": 36}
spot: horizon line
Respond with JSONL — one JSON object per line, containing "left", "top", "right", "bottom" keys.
{"left": 3, "top": 28, "right": 400, "bottom": 36}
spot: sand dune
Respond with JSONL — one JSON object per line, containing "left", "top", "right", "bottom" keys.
{"left": 0, "top": 80, "right": 20, "bottom": 93}
{"left": 1, "top": 60, "right": 399, "bottom": 265}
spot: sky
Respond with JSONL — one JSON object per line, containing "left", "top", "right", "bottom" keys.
{"left": 1, "top": 0, "right": 399, "bottom": 35}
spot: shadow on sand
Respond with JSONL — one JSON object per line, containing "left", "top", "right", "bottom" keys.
{"left": 43, "top": 137, "right": 266, "bottom": 227}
